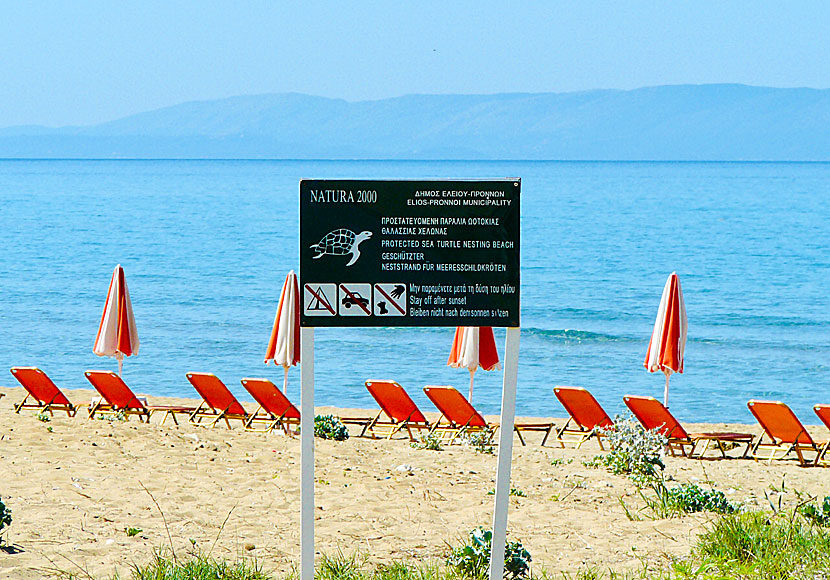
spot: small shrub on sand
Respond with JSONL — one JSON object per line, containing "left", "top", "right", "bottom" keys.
{"left": 600, "top": 416, "right": 666, "bottom": 484}
{"left": 447, "top": 527, "right": 531, "bottom": 580}
{"left": 411, "top": 433, "right": 443, "bottom": 451}
{"left": 459, "top": 431, "right": 495, "bottom": 455}
{"left": 798, "top": 495, "right": 830, "bottom": 527}
{"left": 631, "top": 481, "right": 739, "bottom": 520}
{"left": 314, "top": 415, "right": 349, "bottom": 441}
{"left": 0, "top": 497, "right": 11, "bottom": 543}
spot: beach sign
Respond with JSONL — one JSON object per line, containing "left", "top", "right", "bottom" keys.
{"left": 298, "top": 179, "right": 521, "bottom": 580}
{"left": 300, "top": 179, "right": 520, "bottom": 327}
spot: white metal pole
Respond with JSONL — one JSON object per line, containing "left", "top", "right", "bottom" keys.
{"left": 488, "top": 327, "right": 520, "bottom": 580}
{"left": 300, "top": 327, "right": 315, "bottom": 580}
{"left": 663, "top": 372, "right": 670, "bottom": 408}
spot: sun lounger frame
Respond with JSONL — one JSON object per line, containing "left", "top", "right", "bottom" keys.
{"left": 423, "top": 385, "right": 497, "bottom": 445}
{"left": 84, "top": 370, "right": 195, "bottom": 424}
{"left": 10, "top": 367, "right": 78, "bottom": 417}
{"left": 625, "top": 395, "right": 753, "bottom": 459}
{"left": 359, "top": 380, "right": 432, "bottom": 441}
{"left": 240, "top": 378, "right": 301, "bottom": 434}
{"left": 186, "top": 372, "right": 249, "bottom": 428}
{"left": 747, "top": 400, "right": 827, "bottom": 466}
{"left": 553, "top": 386, "right": 614, "bottom": 449}
{"left": 814, "top": 405, "right": 830, "bottom": 466}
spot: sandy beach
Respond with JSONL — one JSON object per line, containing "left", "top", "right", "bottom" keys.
{"left": 1, "top": 385, "right": 828, "bottom": 579}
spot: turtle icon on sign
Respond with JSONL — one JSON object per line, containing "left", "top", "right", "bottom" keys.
{"left": 310, "top": 228, "right": 373, "bottom": 267}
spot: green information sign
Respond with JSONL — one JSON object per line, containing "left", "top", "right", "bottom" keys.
{"left": 300, "top": 179, "right": 520, "bottom": 327}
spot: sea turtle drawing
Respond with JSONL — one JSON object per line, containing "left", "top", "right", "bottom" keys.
{"left": 310, "top": 228, "right": 372, "bottom": 266}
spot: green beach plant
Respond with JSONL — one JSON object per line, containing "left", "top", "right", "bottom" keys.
{"left": 600, "top": 415, "right": 667, "bottom": 484}
{"left": 632, "top": 480, "right": 740, "bottom": 519}
{"left": 447, "top": 527, "right": 531, "bottom": 580}
{"left": 411, "top": 433, "right": 443, "bottom": 451}
{"left": 128, "top": 551, "right": 271, "bottom": 579}
{"left": 314, "top": 415, "right": 349, "bottom": 441}
{"left": 798, "top": 495, "right": 830, "bottom": 527}
{"left": 0, "top": 498, "right": 11, "bottom": 543}
{"left": 459, "top": 430, "right": 495, "bottom": 454}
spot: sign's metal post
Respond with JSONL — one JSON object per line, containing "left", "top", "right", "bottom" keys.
{"left": 488, "top": 326, "right": 520, "bottom": 580}
{"left": 300, "top": 327, "right": 315, "bottom": 580}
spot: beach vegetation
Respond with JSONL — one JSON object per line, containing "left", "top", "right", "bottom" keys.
{"left": 550, "top": 458, "right": 573, "bottom": 467}
{"left": 314, "top": 415, "right": 349, "bottom": 441}
{"left": 36, "top": 412, "right": 51, "bottom": 422}
{"left": 126, "top": 552, "right": 270, "bottom": 579}
{"left": 411, "top": 434, "right": 443, "bottom": 451}
{"left": 630, "top": 480, "right": 739, "bottom": 520}
{"left": 599, "top": 416, "right": 667, "bottom": 484}
{"left": 687, "top": 509, "right": 830, "bottom": 579}
{"left": 96, "top": 410, "right": 126, "bottom": 422}
{"left": 798, "top": 495, "right": 830, "bottom": 527}
{"left": 459, "top": 431, "right": 495, "bottom": 455}
{"left": 447, "top": 527, "right": 531, "bottom": 580}
{"left": 0, "top": 498, "right": 11, "bottom": 542}
{"left": 125, "top": 527, "right": 143, "bottom": 537}
{"left": 486, "top": 488, "right": 526, "bottom": 497}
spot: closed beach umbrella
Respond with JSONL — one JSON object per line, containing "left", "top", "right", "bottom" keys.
{"left": 644, "top": 272, "right": 687, "bottom": 406}
{"left": 265, "top": 270, "right": 300, "bottom": 393}
{"left": 93, "top": 264, "right": 139, "bottom": 376}
{"left": 447, "top": 326, "right": 501, "bottom": 403}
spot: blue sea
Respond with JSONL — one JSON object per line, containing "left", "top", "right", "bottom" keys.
{"left": 0, "top": 160, "right": 827, "bottom": 424}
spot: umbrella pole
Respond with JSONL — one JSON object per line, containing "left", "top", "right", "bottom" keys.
{"left": 663, "top": 372, "right": 670, "bottom": 407}
{"left": 469, "top": 368, "right": 476, "bottom": 403}
{"left": 117, "top": 355, "right": 123, "bottom": 377}
{"left": 283, "top": 367, "right": 289, "bottom": 394}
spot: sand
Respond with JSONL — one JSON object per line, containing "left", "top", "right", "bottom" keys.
{"left": 1, "top": 385, "right": 828, "bottom": 579}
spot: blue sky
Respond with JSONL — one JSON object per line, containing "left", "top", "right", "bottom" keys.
{"left": 1, "top": 1, "right": 828, "bottom": 127}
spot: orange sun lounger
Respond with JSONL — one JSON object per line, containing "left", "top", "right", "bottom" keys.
{"left": 553, "top": 386, "right": 614, "bottom": 449}
{"left": 186, "top": 372, "right": 249, "bottom": 428}
{"left": 84, "top": 370, "right": 195, "bottom": 424}
{"left": 423, "top": 385, "right": 553, "bottom": 446}
{"left": 240, "top": 378, "right": 301, "bottom": 433}
{"left": 814, "top": 405, "right": 830, "bottom": 465}
{"left": 358, "top": 380, "right": 431, "bottom": 441}
{"left": 624, "top": 395, "right": 754, "bottom": 458}
{"left": 423, "top": 385, "right": 493, "bottom": 444}
{"left": 10, "top": 367, "right": 79, "bottom": 417}
{"left": 746, "top": 400, "right": 828, "bottom": 466}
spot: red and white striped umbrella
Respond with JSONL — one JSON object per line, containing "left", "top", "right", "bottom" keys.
{"left": 265, "top": 270, "right": 300, "bottom": 393}
{"left": 93, "top": 264, "right": 139, "bottom": 376}
{"left": 644, "top": 272, "right": 687, "bottom": 406}
{"left": 447, "top": 326, "right": 501, "bottom": 403}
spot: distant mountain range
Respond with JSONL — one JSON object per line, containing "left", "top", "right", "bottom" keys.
{"left": 1, "top": 85, "right": 827, "bottom": 160}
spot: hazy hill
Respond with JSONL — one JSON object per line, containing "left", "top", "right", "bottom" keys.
{"left": 1, "top": 85, "right": 827, "bottom": 160}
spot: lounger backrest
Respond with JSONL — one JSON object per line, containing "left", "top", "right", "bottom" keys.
{"left": 186, "top": 373, "right": 246, "bottom": 416}
{"left": 747, "top": 400, "right": 813, "bottom": 445}
{"left": 241, "top": 378, "right": 300, "bottom": 420}
{"left": 815, "top": 405, "right": 830, "bottom": 432}
{"left": 366, "top": 380, "right": 427, "bottom": 424}
{"left": 10, "top": 367, "right": 71, "bottom": 406}
{"left": 423, "top": 385, "right": 487, "bottom": 427}
{"left": 554, "top": 386, "right": 613, "bottom": 430}
{"left": 84, "top": 370, "right": 145, "bottom": 409}
{"left": 623, "top": 395, "right": 689, "bottom": 439}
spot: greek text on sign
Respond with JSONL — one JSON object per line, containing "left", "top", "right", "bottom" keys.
{"left": 300, "top": 179, "right": 520, "bottom": 328}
